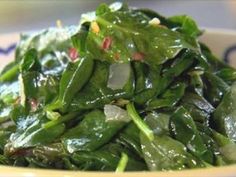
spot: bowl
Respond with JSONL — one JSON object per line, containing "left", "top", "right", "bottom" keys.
{"left": 0, "top": 29, "right": 236, "bottom": 177}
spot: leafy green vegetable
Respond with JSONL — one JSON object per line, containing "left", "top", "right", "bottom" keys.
{"left": 140, "top": 133, "right": 204, "bottom": 171}
{"left": 8, "top": 112, "right": 65, "bottom": 149}
{"left": 1, "top": 1, "right": 236, "bottom": 172}
{"left": 170, "top": 107, "right": 213, "bottom": 163}
{"left": 203, "top": 72, "right": 229, "bottom": 106}
{"left": 213, "top": 82, "right": 236, "bottom": 141}
{"left": 62, "top": 110, "right": 126, "bottom": 153}
{"left": 144, "top": 112, "right": 170, "bottom": 136}
{"left": 20, "top": 48, "right": 41, "bottom": 73}
{"left": 133, "top": 64, "right": 161, "bottom": 105}
{"left": 146, "top": 82, "right": 186, "bottom": 110}
{"left": 71, "top": 143, "right": 147, "bottom": 171}
{"left": 78, "top": 8, "right": 199, "bottom": 66}
{"left": 181, "top": 92, "right": 215, "bottom": 124}
{"left": 168, "top": 15, "right": 201, "bottom": 37}
{"left": 47, "top": 57, "right": 94, "bottom": 112}
{"left": 212, "top": 131, "right": 236, "bottom": 163}
{"left": 69, "top": 61, "right": 134, "bottom": 111}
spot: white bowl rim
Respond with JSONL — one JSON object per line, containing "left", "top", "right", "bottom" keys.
{"left": 0, "top": 164, "right": 236, "bottom": 177}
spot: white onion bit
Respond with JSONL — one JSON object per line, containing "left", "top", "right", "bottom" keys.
{"left": 104, "top": 104, "right": 131, "bottom": 122}
{"left": 107, "top": 63, "right": 130, "bottom": 90}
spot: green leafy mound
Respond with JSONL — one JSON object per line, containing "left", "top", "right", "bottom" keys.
{"left": 1, "top": 2, "right": 236, "bottom": 171}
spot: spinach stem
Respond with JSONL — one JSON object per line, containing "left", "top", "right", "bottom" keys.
{"left": 126, "top": 102, "right": 154, "bottom": 141}
{"left": 43, "top": 112, "right": 79, "bottom": 129}
{"left": 115, "top": 152, "right": 128, "bottom": 172}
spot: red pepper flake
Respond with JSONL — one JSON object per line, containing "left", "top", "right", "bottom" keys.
{"left": 29, "top": 98, "right": 38, "bottom": 112}
{"left": 69, "top": 47, "right": 79, "bottom": 61}
{"left": 132, "top": 52, "right": 145, "bottom": 61}
{"left": 102, "top": 36, "right": 112, "bottom": 50}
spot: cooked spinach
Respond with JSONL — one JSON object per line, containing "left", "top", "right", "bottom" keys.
{"left": 0, "top": 2, "right": 236, "bottom": 171}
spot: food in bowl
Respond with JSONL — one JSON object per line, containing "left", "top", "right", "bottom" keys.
{"left": 0, "top": 2, "right": 236, "bottom": 172}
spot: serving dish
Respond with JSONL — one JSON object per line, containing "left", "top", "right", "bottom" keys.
{"left": 0, "top": 29, "right": 236, "bottom": 177}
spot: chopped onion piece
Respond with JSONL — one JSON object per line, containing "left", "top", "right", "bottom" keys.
{"left": 107, "top": 63, "right": 130, "bottom": 90}
{"left": 149, "top": 17, "right": 160, "bottom": 26}
{"left": 104, "top": 104, "right": 131, "bottom": 122}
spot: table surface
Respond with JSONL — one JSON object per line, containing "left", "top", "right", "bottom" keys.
{"left": 0, "top": 0, "right": 236, "bottom": 34}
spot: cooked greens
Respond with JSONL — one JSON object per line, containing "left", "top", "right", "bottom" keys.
{"left": 1, "top": 2, "right": 236, "bottom": 171}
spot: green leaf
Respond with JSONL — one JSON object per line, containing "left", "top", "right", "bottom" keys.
{"left": 188, "top": 69, "right": 204, "bottom": 96}
{"left": 135, "top": 8, "right": 178, "bottom": 29}
{"left": 168, "top": 15, "right": 201, "bottom": 37}
{"left": 19, "top": 71, "right": 59, "bottom": 108}
{"left": 216, "top": 68, "right": 236, "bottom": 84}
{"left": 156, "top": 50, "right": 197, "bottom": 96}
{"left": 212, "top": 131, "right": 236, "bottom": 163}
{"left": 96, "top": 3, "right": 111, "bottom": 16}
{"left": 203, "top": 72, "right": 229, "bottom": 106}
{"left": 0, "top": 131, "right": 11, "bottom": 152}
{"left": 170, "top": 107, "right": 213, "bottom": 163}
{"left": 140, "top": 133, "right": 204, "bottom": 171}
{"left": 71, "top": 143, "right": 147, "bottom": 171}
{"left": 9, "top": 112, "right": 65, "bottom": 149}
{"left": 213, "top": 82, "right": 236, "bottom": 141}
{"left": 20, "top": 48, "right": 41, "bottom": 73}
{"left": 71, "top": 25, "right": 89, "bottom": 57}
{"left": 146, "top": 82, "right": 186, "bottom": 110}
{"left": 116, "top": 123, "right": 143, "bottom": 158}
{"left": 144, "top": 112, "right": 170, "bottom": 136}
{"left": 181, "top": 92, "right": 215, "bottom": 124}
{"left": 16, "top": 26, "right": 78, "bottom": 62}
{"left": 0, "top": 154, "right": 9, "bottom": 165}
{"left": 81, "top": 9, "right": 199, "bottom": 66}
{"left": 62, "top": 110, "right": 127, "bottom": 153}
{"left": 133, "top": 64, "right": 161, "bottom": 105}
{"left": 32, "top": 143, "right": 67, "bottom": 164}
{"left": 47, "top": 57, "right": 94, "bottom": 112}
{"left": 195, "top": 123, "right": 223, "bottom": 165}
{"left": 15, "top": 26, "right": 79, "bottom": 76}
{"left": 69, "top": 61, "right": 134, "bottom": 111}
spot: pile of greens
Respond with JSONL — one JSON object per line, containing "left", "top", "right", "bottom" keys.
{"left": 0, "top": 2, "right": 236, "bottom": 171}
